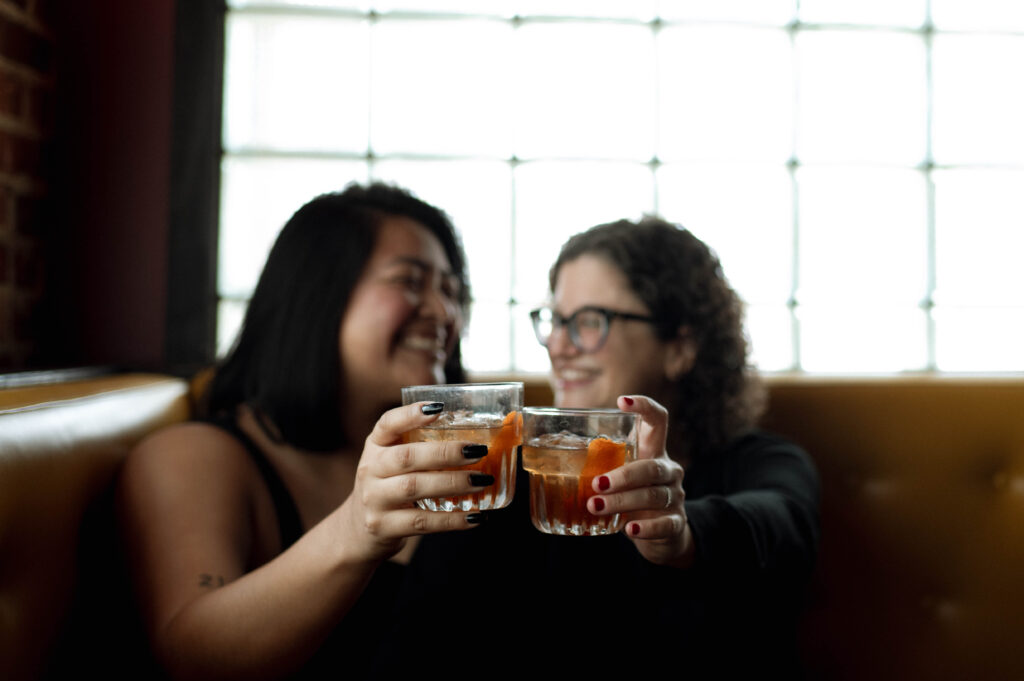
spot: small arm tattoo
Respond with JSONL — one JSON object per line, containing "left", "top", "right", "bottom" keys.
{"left": 199, "top": 573, "right": 225, "bottom": 588}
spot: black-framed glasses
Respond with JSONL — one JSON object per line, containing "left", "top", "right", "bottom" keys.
{"left": 529, "top": 305, "right": 658, "bottom": 353}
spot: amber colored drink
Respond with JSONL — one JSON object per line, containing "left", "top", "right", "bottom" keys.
{"left": 404, "top": 411, "right": 522, "bottom": 512}
{"left": 521, "top": 436, "right": 633, "bottom": 536}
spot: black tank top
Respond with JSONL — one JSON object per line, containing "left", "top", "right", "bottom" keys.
{"left": 204, "top": 416, "right": 407, "bottom": 679}
{"left": 211, "top": 417, "right": 304, "bottom": 549}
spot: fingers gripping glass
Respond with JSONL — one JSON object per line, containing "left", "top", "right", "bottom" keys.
{"left": 530, "top": 306, "right": 658, "bottom": 353}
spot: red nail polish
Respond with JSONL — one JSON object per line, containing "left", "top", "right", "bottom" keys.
{"left": 598, "top": 475, "right": 611, "bottom": 491}
{"left": 629, "top": 523, "right": 640, "bottom": 536}
{"left": 622, "top": 396, "right": 635, "bottom": 406}
{"left": 593, "top": 497, "right": 605, "bottom": 512}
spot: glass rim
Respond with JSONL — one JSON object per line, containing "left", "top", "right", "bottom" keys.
{"left": 522, "top": 406, "right": 635, "bottom": 418}
{"left": 401, "top": 381, "right": 524, "bottom": 392}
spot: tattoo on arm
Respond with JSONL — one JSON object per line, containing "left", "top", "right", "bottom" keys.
{"left": 199, "top": 573, "right": 226, "bottom": 589}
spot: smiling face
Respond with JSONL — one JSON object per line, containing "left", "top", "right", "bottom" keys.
{"left": 338, "top": 215, "right": 462, "bottom": 413}
{"left": 547, "top": 254, "right": 687, "bottom": 409}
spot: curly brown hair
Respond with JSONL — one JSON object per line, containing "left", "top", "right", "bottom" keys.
{"left": 549, "top": 216, "right": 765, "bottom": 460}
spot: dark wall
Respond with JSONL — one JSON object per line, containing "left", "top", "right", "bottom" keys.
{"left": 25, "top": 0, "right": 176, "bottom": 371}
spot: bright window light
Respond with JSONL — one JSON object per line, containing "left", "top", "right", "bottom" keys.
{"left": 220, "top": 2, "right": 1024, "bottom": 374}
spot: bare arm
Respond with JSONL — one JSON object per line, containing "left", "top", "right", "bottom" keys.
{"left": 119, "top": 403, "right": 489, "bottom": 681}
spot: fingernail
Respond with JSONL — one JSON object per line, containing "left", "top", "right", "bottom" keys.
{"left": 421, "top": 402, "right": 444, "bottom": 415}
{"left": 466, "top": 513, "right": 486, "bottom": 525}
{"left": 598, "top": 475, "right": 611, "bottom": 491}
{"left": 462, "top": 444, "right": 488, "bottom": 458}
{"left": 622, "top": 396, "right": 635, "bottom": 406}
{"left": 469, "top": 473, "right": 495, "bottom": 487}
{"left": 629, "top": 523, "right": 640, "bottom": 536}
{"left": 593, "top": 497, "right": 605, "bottom": 512}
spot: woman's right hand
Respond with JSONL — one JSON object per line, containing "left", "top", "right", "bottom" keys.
{"left": 335, "top": 401, "right": 490, "bottom": 564}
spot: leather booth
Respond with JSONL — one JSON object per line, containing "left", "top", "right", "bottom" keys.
{"left": 0, "top": 373, "right": 191, "bottom": 680}
{"left": 2, "top": 371, "right": 1022, "bottom": 680}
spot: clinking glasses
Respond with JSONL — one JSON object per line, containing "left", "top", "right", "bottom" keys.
{"left": 529, "top": 306, "right": 658, "bottom": 353}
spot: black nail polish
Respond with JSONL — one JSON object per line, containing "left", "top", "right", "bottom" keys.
{"left": 469, "top": 473, "right": 495, "bottom": 487}
{"left": 462, "top": 444, "right": 488, "bottom": 458}
{"left": 466, "top": 513, "right": 486, "bottom": 524}
{"left": 421, "top": 402, "right": 444, "bottom": 415}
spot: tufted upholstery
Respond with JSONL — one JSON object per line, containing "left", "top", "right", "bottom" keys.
{"left": 522, "top": 373, "right": 1024, "bottom": 680}
{"left": 0, "top": 373, "right": 191, "bottom": 681}
{"left": 1, "top": 371, "right": 1022, "bottom": 680}
{"left": 761, "top": 376, "right": 1024, "bottom": 681}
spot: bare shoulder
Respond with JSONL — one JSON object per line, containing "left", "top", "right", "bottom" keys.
{"left": 118, "top": 421, "right": 279, "bottom": 634}
{"left": 124, "top": 421, "right": 252, "bottom": 482}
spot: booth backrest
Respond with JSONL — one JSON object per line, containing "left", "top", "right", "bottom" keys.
{"left": 2, "top": 372, "right": 1022, "bottom": 680}
{"left": 0, "top": 373, "right": 191, "bottom": 681}
{"left": 760, "top": 376, "right": 1024, "bottom": 681}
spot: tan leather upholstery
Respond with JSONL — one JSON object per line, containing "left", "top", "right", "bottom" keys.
{"left": 762, "top": 376, "right": 1024, "bottom": 681}
{"left": 0, "top": 373, "right": 191, "bottom": 681}
{"left": 2, "top": 371, "right": 1022, "bottom": 679}
{"left": 518, "top": 374, "right": 1024, "bottom": 681}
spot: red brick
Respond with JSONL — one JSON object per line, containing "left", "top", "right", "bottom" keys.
{"left": 0, "top": 11, "right": 53, "bottom": 73}
{"left": 0, "top": 130, "right": 12, "bottom": 173}
{"left": 0, "top": 68, "right": 23, "bottom": 119}
{"left": 0, "top": 186, "right": 9, "bottom": 232}
{"left": 13, "top": 242, "right": 41, "bottom": 291}
{"left": 13, "top": 291, "right": 33, "bottom": 342}
{"left": 27, "top": 82, "right": 52, "bottom": 130}
{"left": 0, "top": 288, "right": 10, "bottom": 343}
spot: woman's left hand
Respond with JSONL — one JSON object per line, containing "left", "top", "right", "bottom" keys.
{"left": 587, "top": 395, "right": 695, "bottom": 568}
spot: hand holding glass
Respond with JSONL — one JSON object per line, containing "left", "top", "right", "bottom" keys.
{"left": 401, "top": 382, "right": 523, "bottom": 512}
{"left": 521, "top": 407, "right": 638, "bottom": 536}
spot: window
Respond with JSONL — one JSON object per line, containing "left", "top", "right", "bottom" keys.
{"left": 219, "top": 1, "right": 1024, "bottom": 373}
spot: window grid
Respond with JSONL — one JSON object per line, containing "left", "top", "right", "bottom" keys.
{"left": 221, "top": 2, "right": 1024, "bottom": 373}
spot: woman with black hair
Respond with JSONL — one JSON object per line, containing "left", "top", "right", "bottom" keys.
{"left": 119, "top": 183, "right": 486, "bottom": 679}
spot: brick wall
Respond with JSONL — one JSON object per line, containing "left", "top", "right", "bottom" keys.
{"left": 0, "top": 0, "right": 53, "bottom": 371}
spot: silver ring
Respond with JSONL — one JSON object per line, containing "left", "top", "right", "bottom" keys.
{"left": 663, "top": 487, "right": 672, "bottom": 509}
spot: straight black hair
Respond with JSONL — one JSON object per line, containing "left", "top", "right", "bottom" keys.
{"left": 204, "top": 182, "right": 469, "bottom": 451}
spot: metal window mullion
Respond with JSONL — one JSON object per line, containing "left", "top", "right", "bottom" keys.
{"left": 923, "top": 5, "right": 938, "bottom": 372}
{"left": 788, "top": 18, "right": 802, "bottom": 372}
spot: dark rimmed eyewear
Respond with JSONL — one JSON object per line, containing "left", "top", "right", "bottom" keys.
{"left": 529, "top": 306, "right": 658, "bottom": 353}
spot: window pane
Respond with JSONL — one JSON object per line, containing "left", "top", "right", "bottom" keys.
{"left": 932, "top": 34, "right": 1024, "bottom": 165}
{"left": 514, "top": 23, "right": 655, "bottom": 159}
{"left": 933, "top": 169, "right": 1024, "bottom": 306}
{"left": 799, "top": 0, "right": 926, "bottom": 27}
{"left": 797, "top": 30, "right": 926, "bottom": 164}
{"left": 229, "top": 1, "right": 368, "bottom": 8}
{"left": 371, "top": 159, "right": 513, "bottom": 303}
{"left": 659, "top": 26, "right": 792, "bottom": 162}
{"left": 935, "top": 307, "right": 1024, "bottom": 372}
{"left": 799, "top": 304, "right": 928, "bottom": 372}
{"left": 512, "top": 302, "right": 550, "bottom": 373}
{"left": 658, "top": 0, "right": 795, "bottom": 24}
{"left": 513, "top": 161, "right": 654, "bottom": 307}
{"left": 515, "top": 0, "right": 656, "bottom": 20}
{"left": 223, "top": 15, "right": 370, "bottom": 152}
{"left": 463, "top": 299, "right": 512, "bottom": 373}
{"left": 373, "top": 0, "right": 512, "bottom": 13}
{"left": 932, "top": 0, "right": 1024, "bottom": 32}
{"left": 746, "top": 303, "right": 794, "bottom": 372}
{"left": 217, "top": 299, "right": 248, "bottom": 359}
{"left": 372, "top": 20, "right": 514, "bottom": 156}
{"left": 797, "top": 167, "right": 927, "bottom": 305}
{"left": 219, "top": 157, "right": 369, "bottom": 297}
{"left": 657, "top": 163, "right": 793, "bottom": 305}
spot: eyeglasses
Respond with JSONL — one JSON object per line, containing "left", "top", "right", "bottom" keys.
{"left": 529, "top": 305, "right": 658, "bottom": 353}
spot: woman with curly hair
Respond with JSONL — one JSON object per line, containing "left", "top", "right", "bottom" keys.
{"left": 525, "top": 216, "right": 821, "bottom": 675}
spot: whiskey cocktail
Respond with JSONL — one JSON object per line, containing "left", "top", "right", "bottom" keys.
{"left": 521, "top": 408, "right": 637, "bottom": 536}
{"left": 401, "top": 382, "right": 523, "bottom": 512}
